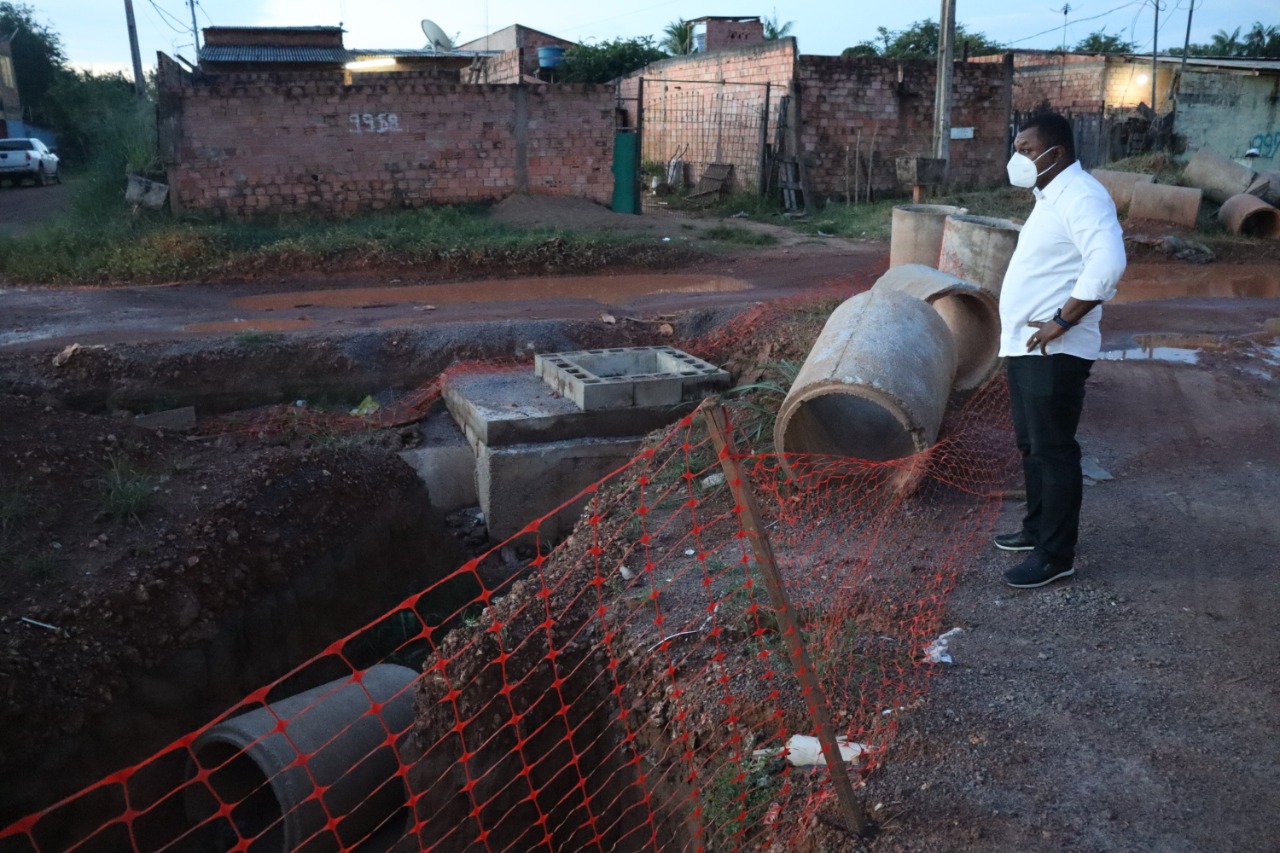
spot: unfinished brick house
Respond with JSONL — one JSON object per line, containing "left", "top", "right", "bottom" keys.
{"left": 618, "top": 37, "right": 1012, "bottom": 202}
{"left": 970, "top": 50, "right": 1280, "bottom": 162}
{"left": 157, "top": 26, "right": 613, "bottom": 217}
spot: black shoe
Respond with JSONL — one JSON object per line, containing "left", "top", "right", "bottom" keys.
{"left": 1003, "top": 554, "right": 1074, "bottom": 589}
{"left": 993, "top": 530, "right": 1035, "bottom": 551}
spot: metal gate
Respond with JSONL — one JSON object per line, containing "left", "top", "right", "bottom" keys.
{"left": 632, "top": 77, "right": 775, "bottom": 197}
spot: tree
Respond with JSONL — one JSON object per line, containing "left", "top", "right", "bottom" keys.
{"left": 660, "top": 19, "right": 693, "bottom": 55}
{"left": 1208, "top": 27, "right": 1243, "bottom": 56}
{"left": 763, "top": 12, "right": 794, "bottom": 41}
{"left": 1074, "top": 29, "right": 1136, "bottom": 54}
{"left": 0, "top": 2, "right": 68, "bottom": 126}
{"left": 845, "top": 20, "right": 1002, "bottom": 59}
{"left": 558, "top": 36, "right": 667, "bottom": 84}
{"left": 1243, "top": 22, "right": 1280, "bottom": 58}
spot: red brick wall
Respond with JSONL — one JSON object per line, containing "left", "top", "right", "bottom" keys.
{"left": 704, "top": 20, "right": 765, "bottom": 52}
{"left": 157, "top": 63, "right": 614, "bottom": 217}
{"left": 971, "top": 51, "right": 1107, "bottom": 113}
{"left": 796, "top": 56, "right": 1011, "bottom": 198}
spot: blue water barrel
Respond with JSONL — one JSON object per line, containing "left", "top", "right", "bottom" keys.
{"left": 537, "top": 46, "right": 567, "bottom": 68}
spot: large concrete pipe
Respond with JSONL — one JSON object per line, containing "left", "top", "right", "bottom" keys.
{"left": 937, "top": 214, "right": 1022, "bottom": 297}
{"left": 1090, "top": 169, "right": 1154, "bottom": 214}
{"left": 889, "top": 203, "right": 967, "bottom": 268}
{"left": 872, "top": 264, "right": 1000, "bottom": 392}
{"left": 1129, "top": 182, "right": 1202, "bottom": 228}
{"left": 1248, "top": 171, "right": 1280, "bottom": 207}
{"left": 775, "top": 288, "right": 957, "bottom": 468}
{"left": 1182, "top": 147, "right": 1255, "bottom": 205}
{"left": 186, "top": 664, "right": 418, "bottom": 852}
{"left": 1218, "top": 193, "right": 1280, "bottom": 238}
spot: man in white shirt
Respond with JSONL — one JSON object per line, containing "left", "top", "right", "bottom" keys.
{"left": 993, "top": 112, "right": 1127, "bottom": 588}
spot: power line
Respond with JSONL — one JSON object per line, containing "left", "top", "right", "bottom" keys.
{"left": 1006, "top": 0, "right": 1147, "bottom": 46}
{"left": 146, "top": 0, "right": 190, "bottom": 35}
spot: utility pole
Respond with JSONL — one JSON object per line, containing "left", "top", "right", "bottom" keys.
{"left": 188, "top": 0, "right": 201, "bottom": 53}
{"left": 933, "top": 0, "right": 956, "bottom": 170}
{"left": 123, "top": 0, "right": 147, "bottom": 97}
{"left": 1150, "top": 0, "right": 1159, "bottom": 114}
{"left": 1053, "top": 4, "right": 1072, "bottom": 96}
{"left": 1179, "top": 0, "right": 1195, "bottom": 84}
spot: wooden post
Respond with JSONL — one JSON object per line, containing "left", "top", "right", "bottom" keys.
{"left": 702, "top": 404, "right": 870, "bottom": 838}
{"left": 758, "top": 82, "right": 772, "bottom": 198}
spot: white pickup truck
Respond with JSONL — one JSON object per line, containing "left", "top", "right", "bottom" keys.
{"left": 0, "top": 138, "right": 60, "bottom": 186}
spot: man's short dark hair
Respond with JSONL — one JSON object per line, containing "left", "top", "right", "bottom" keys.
{"left": 1021, "top": 112, "right": 1076, "bottom": 160}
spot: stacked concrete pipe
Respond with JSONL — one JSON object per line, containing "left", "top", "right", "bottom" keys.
{"left": 937, "top": 214, "right": 1022, "bottom": 297}
{"left": 889, "top": 204, "right": 967, "bottom": 268}
{"left": 872, "top": 264, "right": 1000, "bottom": 392}
{"left": 1129, "top": 182, "right": 1202, "bottom": 228}
{"left": 774, "top": 288, "right": 957, "bottom": 472}
{"left": 186, "top": 664, "right": 418, "bottom": 852}
{"left": 1219, "top": 193, "right": 1280, "bottom": 238}
{"left": 1090, "top": 169, "right": 1154, "bottom": 214}
{"left": 1183, "top": 147, "right": 1256, "bottom": 205}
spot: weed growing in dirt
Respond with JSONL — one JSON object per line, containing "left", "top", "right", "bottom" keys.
{"left": 0, "top": 202, "right": 698, "bottom": 285}
{"left": 233, "top": 331, "right": 279, "bottom": 347}
{"left": 699, "top": 753, "right": 785, "bottom": 847}
{"left": 98, "top": 455, "right": 156, "bottom": 521}
{"left": 722, "top": 359, "right": 801, "bottom": 451}
{"left": 701, "top": 226, "right": 777, "bottom": 246}
{"left": 0, "top": 490, "right": 31, "bottom": 540}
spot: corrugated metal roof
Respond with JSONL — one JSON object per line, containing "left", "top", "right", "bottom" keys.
{"left": 200, "top": 46, "right": 349, "bottom": 63}
{"left": 199, "top": 46, "right": 499, "bottom": 64}
{"left": 1141, "top": 55, "right": 1280, "bottom": 72}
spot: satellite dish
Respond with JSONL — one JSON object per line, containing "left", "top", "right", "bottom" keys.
{"left": 421, "top": 19, "right": 454, "bottom": 52}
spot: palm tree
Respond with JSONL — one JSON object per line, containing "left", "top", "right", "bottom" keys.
{"left": 1243, "top": 22, "right": 1280, "bottom": 57}
{"left": 763, "top": 11, "right": 795, "bottom": 41}
{"left": 1208, "top": 27, "right": 1243, "bottom": 56}
{"left": 661, "top": 19, "right": 694, "bottom": 55}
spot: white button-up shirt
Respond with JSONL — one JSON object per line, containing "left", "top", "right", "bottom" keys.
{"left": 998, "top": 161, "right": 1127, "bottom": 360}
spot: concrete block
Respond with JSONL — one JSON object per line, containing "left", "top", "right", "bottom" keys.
{"left": 478, "top": 434, "right": 644, "bottom": 542}
{"left": 443, "top": 369, "right": 698, "bottom": 447}
{"left": 397, "top": 409, "right": 477, "bottom": 512}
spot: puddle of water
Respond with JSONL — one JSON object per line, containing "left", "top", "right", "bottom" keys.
{"left": 231, "top": 275, "right": 750, "bottom": 312}
{"left": 186, "top": 318, "right": 316, "bottom": 334}
{"left": 1114, "top": 264, "right": 1280, "bottom": 304}
{"left": 1100, "top": 333, "right": 1224, "bottom": 364}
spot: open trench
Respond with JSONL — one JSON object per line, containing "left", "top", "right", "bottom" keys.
{"left": 0, "top": 321, "right": 714, "bottom": 851}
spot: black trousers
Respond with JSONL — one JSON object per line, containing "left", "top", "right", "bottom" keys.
{"left": 1007, "top": 354, "right": 1093, "bottom": 566}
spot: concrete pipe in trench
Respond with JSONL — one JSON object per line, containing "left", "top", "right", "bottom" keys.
{"left": 774, "top": 288, "right": 957, "bottom": 472}
{"left": 1090, "top": 169, "right": 1154, "bottom": 214}
{"left": 889, "top": 204, "right": 967, "bottom": 268}
{"left": 1129, "top": 182, "right": 1202, "bottom": 228}
{"left": 1218, "top": 193, "right": 1280, "bottom": 238}
{"left": 186, "top": 664, "right": 418, "bottom": 852}
{"left": 937, "top": 214, "right": 1022, "bottom": 297}
{"left": 872, "top": 264, "right": 1000, "bottom": 392}
{"left": 1183, "top": 147, "right": 1256, "bottom": 205}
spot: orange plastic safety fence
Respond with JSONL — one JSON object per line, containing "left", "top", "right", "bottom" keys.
{"left": 2, "top": 297, "right": 1019, "bottom": 853}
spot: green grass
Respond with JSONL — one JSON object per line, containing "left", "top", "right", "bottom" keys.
{"left": 701, "top": 225, "right": 777, "bottom": 246}
{"left": 99, "top": 455, "right": 156, "bottom": 521}
{"left": 233, "top": 331, "right": 279, "bottom": 347}
{"left": 0, "top": 200, "right": 696, "bottom": 285}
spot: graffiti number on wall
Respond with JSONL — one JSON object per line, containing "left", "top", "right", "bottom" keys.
{"left": 1248, "top": 131, "right": 1276, "bottom": 159}
{"left": 349, "top": 113, "right": 403, "bottom": 134}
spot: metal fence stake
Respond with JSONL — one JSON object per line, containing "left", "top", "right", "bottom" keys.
{"left": 702, "top": 404, "right": 870, "bottom": 838}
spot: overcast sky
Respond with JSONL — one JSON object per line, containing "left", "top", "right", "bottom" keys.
{"left": 28, "top": 0, "right": 1268, "bottom": 75}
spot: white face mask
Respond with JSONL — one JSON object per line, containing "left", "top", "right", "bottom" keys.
{"left": 1006, "top": 146, "right": 1059, "bottom": 188}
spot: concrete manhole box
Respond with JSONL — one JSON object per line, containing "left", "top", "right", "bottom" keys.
{"left": 535, "top": 347, "right": 730, "bottom": 411}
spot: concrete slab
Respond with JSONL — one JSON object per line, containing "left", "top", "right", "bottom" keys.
{"left": 398, "top": 408, "right": 478, "bottom": 512}
{"left": 443, "top": 369, "right": 699, "bottom": 447}
{"left": 535, "top": 347, "right": 730, "bottom": 411}
{"left": 478, "top": 434, "right": 644, "bottom": 542}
